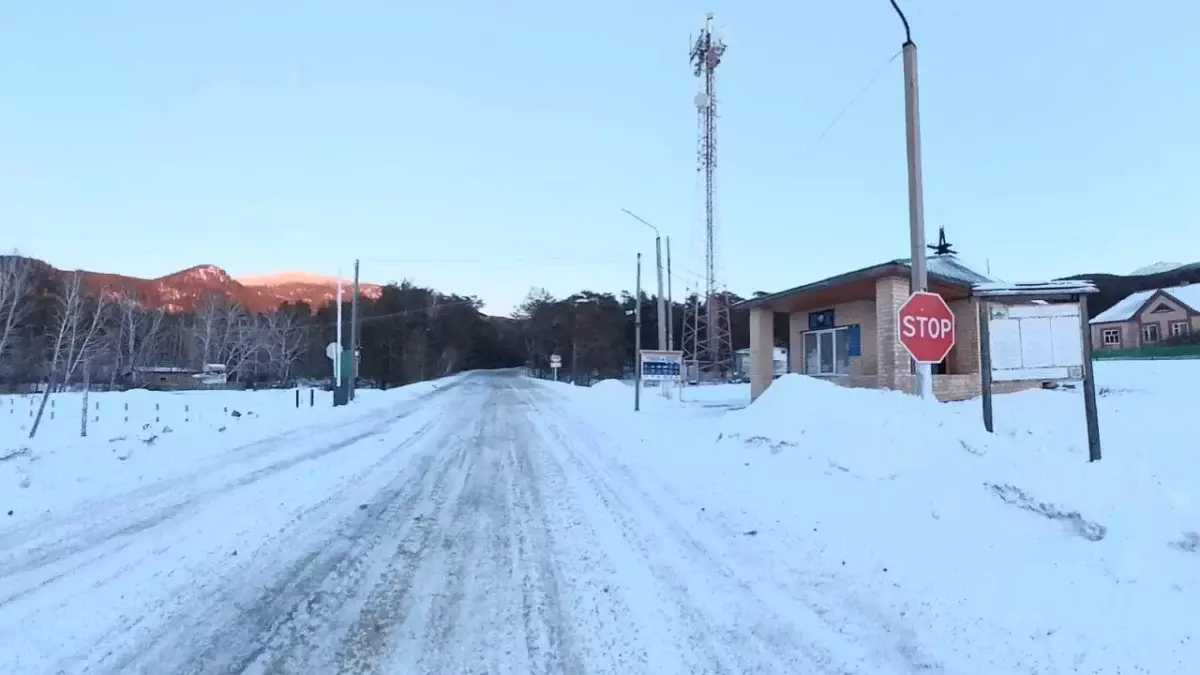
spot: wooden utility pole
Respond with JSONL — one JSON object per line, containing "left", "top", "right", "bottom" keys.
{"left": 894, "top": 0, "right": 933, "bottom": 401}
{"left": 350, "top": 259, "right": 360, "bottom": 401}
{"left": 635, "top": 253, "right": 642, "bottom": 412}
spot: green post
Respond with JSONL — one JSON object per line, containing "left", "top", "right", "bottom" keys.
{"left": 333, "top": 349, "right": 353, "bottom": 406}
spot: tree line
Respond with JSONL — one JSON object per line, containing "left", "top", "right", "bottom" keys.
{"left": 0, "top": 255, "right": 783, "bottom": 394}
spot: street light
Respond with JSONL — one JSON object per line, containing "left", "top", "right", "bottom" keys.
{"left": 889, "top": 0, "right": 933, "bottom": 401}
{"left": 620, "top": 209, "right": 668, "bottom": 353}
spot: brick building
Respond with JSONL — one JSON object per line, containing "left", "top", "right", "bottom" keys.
{"left": 737, "top": 255, "right": 1045, "bottom": 402}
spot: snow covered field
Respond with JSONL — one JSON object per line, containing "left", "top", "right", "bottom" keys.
{"left": 0, "top": 362, "right": 1196, "bottom": 673}
{"left": 0, "top": 385, "right": 444, "bottom": 523}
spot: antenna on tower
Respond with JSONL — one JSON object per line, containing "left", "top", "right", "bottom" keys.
{"left": 681, "top": 12, "right": 733, "bottom": 383}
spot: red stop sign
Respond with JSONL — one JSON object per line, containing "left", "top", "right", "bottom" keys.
{"left": 897, "top": 291, "right": 956, "bottom": 363}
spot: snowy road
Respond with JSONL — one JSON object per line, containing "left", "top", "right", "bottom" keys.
{"left": 1, "top": 372, "right": 936, "bottom": 674}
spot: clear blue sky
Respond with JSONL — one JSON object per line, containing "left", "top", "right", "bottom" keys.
{"left": 3, "top": 1, "right": 1197, "bottom": 315}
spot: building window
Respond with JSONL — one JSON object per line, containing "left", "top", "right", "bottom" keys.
{"left": 1170, "top": 321, "right": 1190, "bottom": 338}
{"left": 803, "top": 327, "right": 850, "bottom": 376}
{"left": 1142, "top": 324, "right": 1160, "bottom": 344}
{"left": 909, "top": 355, "right": 949, "bottom": 375}
{"left": 1101, "top": 329, "right": 1121, "bottom": 346}
{"left": 1150, "top": 302, "right": 1175, "bottom": 314}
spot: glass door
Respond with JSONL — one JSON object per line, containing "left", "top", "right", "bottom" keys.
{"left": 804, "top": 328, "right": 848, "bottom": 376}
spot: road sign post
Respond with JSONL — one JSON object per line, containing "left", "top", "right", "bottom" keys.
{"left": 550, "top": 354, "right": 562, "bottom": 381}
{"left": 325, "top": 341, "right": 351, "bottom": 406}
{"left": 639, "top": 350, "right": 684, "bottom": 400}
{"left": 897, "top": 292, "right": 955, "bottom": 397}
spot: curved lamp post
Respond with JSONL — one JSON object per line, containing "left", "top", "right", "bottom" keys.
{"left": 890, "top": 1, "right": 934, "bottom": 401}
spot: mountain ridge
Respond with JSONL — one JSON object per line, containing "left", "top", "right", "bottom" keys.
{"left": 7, "top": 257, "right": 382, "bottom": 313}
{"left": 1061, "top": 260, "right": 1200, "bottom": 318}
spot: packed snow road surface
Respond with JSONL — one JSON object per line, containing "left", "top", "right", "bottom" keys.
{"left": 1, "top": 372, "right": 930, "bottom": 674}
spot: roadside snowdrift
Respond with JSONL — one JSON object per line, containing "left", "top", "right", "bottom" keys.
{"left": 561, "top": 370, "right": 1198, "bottom": 672}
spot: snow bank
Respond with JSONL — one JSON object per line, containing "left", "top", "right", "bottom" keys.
{"left": 558, "top": 364, "right": 1200, "bottom": 672}
{"left": 715, "top": 374, "right": 1197, "bottom": 671}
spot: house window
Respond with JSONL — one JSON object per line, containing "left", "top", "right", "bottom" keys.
{"left": 1101, "top": 329, "right": 1121, "bottom": 346}
{"left": 1170, "top": 321, "right": 1190, "bottom": 338}
{"left": 803, "top": 327, "right": 850, "bottom": 376}
{"left": 1142, "top": 324, "right": 1160, "bottom": 344}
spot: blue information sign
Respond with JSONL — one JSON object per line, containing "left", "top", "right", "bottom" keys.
{"left": 639, "top": 351, "right": 684, "bottom": 382}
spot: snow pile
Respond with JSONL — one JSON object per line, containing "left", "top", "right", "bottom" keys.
{"left": 704, "top": 374, "right": 1199, "bottom": 672}
{"left": 557, "top": 365, "right": 1199, "bottom": 672}
{"left": 588, "top": 379, "right": 632, "bottom": 395}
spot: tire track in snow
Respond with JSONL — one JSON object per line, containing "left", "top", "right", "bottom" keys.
{"left": 0, "top": 413, "right": 396, "bottom": 591}
{"left": 0, "top": 379, "right": 460, "bottom": 562}
{"left": 401, "top": 382, "right": 587, "bottom": 675}
{"left": 330, "top": 417, "right": 477, "bottom": 675}
{"left": 106, "top": 409, "right": 457, "bottom": 675}
{"left": 337, "top": 376, "right": 640, "bottom": 675}
{"left": 524, "top": 386, "right": 862, "bottom": 675}
{"left": 529, "top": 385, "right": 947, "bottom": 674}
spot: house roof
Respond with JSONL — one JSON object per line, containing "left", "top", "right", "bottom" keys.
{"left": 1089, "top": 283, "right": 1200, "bottom": 324}
{"left": 735, "top": 254, "right": 998, "bottom": 311}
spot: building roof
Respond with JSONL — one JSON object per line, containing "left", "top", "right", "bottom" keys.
{"left": 911, "top": 255, "right": 999, "bottom": 286}
{"left": 735, "top": 254, "right": 998, "bottom": 311}
{"left": 1089, "top": 283, "right": 1200, "bottom": 324}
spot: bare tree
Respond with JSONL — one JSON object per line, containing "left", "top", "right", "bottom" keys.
{"left": 30, "top": 273, "right": 109, "bottom": 437}
{"left": 58, "top": 274, "right": 111, "bottom": 387}
{"left": 262, "top": 308, "right": 308, "bottom": 382}
{"left": 0, "top": 254, "right": 34, "bottom": 371}
{"left": 108, "top": 293, "right": 166, "bottom": 386}
{"left": 193, "top": 292, "right": 226, "bottom": 368}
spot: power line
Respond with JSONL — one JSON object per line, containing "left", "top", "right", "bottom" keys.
{"left": 797, "top": 49, "right": 902, "bottom": 163}
{"left": 365, "top": 256, "right": 630, "bottom": 268}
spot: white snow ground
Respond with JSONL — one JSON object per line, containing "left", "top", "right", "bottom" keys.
{"left": 1, "top": 363, "right": 1197, "bottom": 673}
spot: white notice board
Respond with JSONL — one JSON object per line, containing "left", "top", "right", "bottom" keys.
{"left": 639, "top": 350, "right": 684, "bottom": 382}
{"left": 988, "top": 304, "right": 1084, "bottom": 382}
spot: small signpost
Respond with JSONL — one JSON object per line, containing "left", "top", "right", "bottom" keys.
{"left": 639, "top": 350, "right": 684, "bottom": 401}
{"left": 897, "top": 290, "right": 956, "bottom": 371}
{"left": 326, "top": 341, "right": 351, "bottom": 406}
{"left": 549, "top": 354, "right": 562, "bottom": 381}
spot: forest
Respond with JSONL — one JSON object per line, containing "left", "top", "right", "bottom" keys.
{"left": 0, "top": 255, "right": 773, "bottom": 392}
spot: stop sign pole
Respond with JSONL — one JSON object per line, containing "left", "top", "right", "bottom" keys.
{"left": 898, "top": 292, "right": 956, "bottom": 377}
{"left": 892, "top": 0, "right": 934, "bottom": 400}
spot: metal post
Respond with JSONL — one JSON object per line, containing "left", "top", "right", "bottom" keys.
{"left": 635, "top": 253, "right": 642, "bottom": 412}
{"left": 1078, "top": 295, "right": 1102, "bottom": 461}
{"left": 901, "top": 36, "right": 933, "bottom": 401}
{"left": 350, "top": 259, "right": 360, "bottom": 401}
{"left": 666, "top": 235, "right": 674, "bottom": 351}
{"left": 621, "top": 208, "right": 667, "bottom": 352}
{"left": 655, "top": 236, "right": 667, "bottom": 351}
{"left": 80, "top": 366, "right": 90, "bottom": 438}
{"left": 977, "top": 301, "right": 994, "bottom": 432}
{"left": 335, "top": 271, "right": 343, "bottom": 391}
